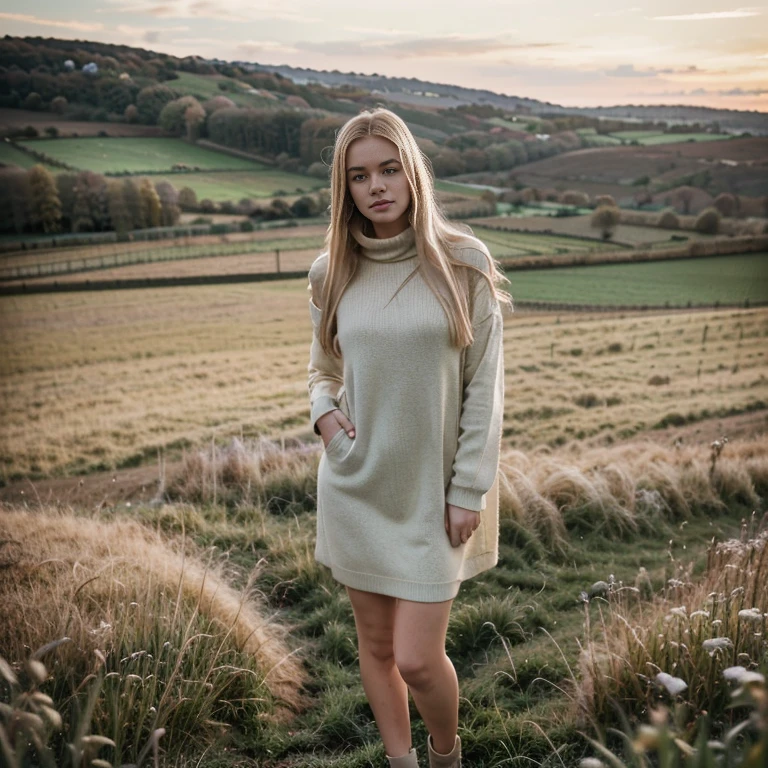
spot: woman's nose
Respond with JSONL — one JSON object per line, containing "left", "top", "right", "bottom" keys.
{"left": 370, "top": 174, "right": 385, "bottom": 193}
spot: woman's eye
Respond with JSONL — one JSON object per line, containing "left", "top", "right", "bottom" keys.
{"left": 384, "top": 167, "right": 397, "bottom": 174}
{"left": 352, "top": 174, "right": 366, "bottom": 182}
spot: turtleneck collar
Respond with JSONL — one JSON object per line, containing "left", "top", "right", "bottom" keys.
{"left": 351, "top": 224, "right": 418, "bottom": 263}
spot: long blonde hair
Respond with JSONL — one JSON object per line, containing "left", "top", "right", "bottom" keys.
{"left": 318, "top": 107, "right": 511, "bottom": 356}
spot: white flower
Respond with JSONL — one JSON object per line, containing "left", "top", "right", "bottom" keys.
{"left": 723, "top": 666, "right": 748, "bottom": 682}
{"left": 703, "top": 637, "right": 733, "bottom": 655}
{"left": 738, "top": 608, "right": 763, "bottom": 622}
{"left": 579, "top": 759, "right": 606, "bottom": 768}
{"left": 690, "top": 610, "right": 710, "bottom": 619}
{"left": 669, "top": 606, "right": 688, "bottom": 618}
{"left": 656, "top": 671, "right": 688, "bottom": 696}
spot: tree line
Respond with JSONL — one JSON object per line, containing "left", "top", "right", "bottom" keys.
{"left": 0, "top": 165, "right": 181, "bottom": 236}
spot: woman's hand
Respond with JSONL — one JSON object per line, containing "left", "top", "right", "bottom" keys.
{"left": 316, "top": 409, "right": 356, "bottom": 449}
{"left": 445, "top": 503, "right": 480, "bottom": 548}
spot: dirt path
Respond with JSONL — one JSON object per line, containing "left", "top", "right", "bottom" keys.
{"left": 1, "top": 412, "right": 765, "bottom": 509}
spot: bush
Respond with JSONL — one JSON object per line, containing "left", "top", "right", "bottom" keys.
{"left": 694, "top": 206, "right": 721, "bottom": 235}
{"left": 590, "top": 205, "right": 620, "bottom": 239}
{"left": 656, "top": 209, "right": 680, "bottom": 229}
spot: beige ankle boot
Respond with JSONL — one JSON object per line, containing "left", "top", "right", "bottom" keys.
{"left": 387, "top": 746, "right": 419, "bottom": 767}
{"left": 427, "top": 735, "right": 461, "bottom": 768}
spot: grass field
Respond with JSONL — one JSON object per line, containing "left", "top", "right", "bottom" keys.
{"left": 18, "top": 137, "right": 267, "bottom": 174}
{"left": 474, "top": 214, "right": 720, "bottom": 246}
{"left": 434, "top": 179, "right": 490, "bottom": 198}
{"left": 0, "top": 142, "right": 57, "bottom": 170}
{"left": 471, "top": 224, "right": 619, "bottom": 257}
{"left": 609, "top": 131, "right": 732, "bottom": 145}
{"left": 1, "top": 275, "right": 766, "bottom": 479}
{"left": 154, "top": 169, "right": 326, "bottom": 200}
{"left": 170, "top": 71, "right": 281, "bottom": 109}
{"left": 1, "top": 273, "right": 766, "bottom": 766}
{"left": 506, "top": 252, "right": 768, "bottom": 307}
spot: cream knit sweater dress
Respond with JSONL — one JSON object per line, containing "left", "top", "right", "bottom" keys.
{"left": 307, "top": 225, "right": 504, "bottom": 602}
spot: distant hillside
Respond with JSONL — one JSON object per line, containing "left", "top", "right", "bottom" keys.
{"left": 239, "top": 62, "right": 768, "bottom": 136}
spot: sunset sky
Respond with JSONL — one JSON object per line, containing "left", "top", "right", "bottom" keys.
{"left": 2, "top": 1, "right": 767, "bottom": 112}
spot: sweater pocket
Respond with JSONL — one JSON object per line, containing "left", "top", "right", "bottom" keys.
{"left": 325, "top": 427, "right": 355, "bottom": 468}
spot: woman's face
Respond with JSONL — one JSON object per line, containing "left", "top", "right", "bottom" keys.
{"left": 345, "top": 135, "right": 411, "bottom": 239}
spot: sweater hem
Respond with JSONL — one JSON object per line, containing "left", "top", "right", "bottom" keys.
{"left": 324, "top": 562, "right": 462, "bottom": 603}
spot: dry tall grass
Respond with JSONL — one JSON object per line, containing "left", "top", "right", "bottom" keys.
{"left": 1, "top": 275, "right": 765, "bottom": 482}
{"left": 0, "top": 506, "right": 305, "bottom": 761}
{"left": 165, "top": 433, "right": 768, "bottom": 559}
{"left": 575, "top": 512, "right": 768, "bottom": 734}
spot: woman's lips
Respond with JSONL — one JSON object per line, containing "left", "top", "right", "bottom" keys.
{"left": 370, "top": 200, "right": 393, "bottom": 210}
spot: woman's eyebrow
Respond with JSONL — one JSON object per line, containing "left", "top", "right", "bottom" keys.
{"left": 347, "top": 158, "right": 401, "bottom": 172}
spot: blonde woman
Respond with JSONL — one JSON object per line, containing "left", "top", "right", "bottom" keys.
{"left": 307, "top": 107, "right": 511, "bottom": 768}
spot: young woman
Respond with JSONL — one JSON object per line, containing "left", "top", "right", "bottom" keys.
{"left": 307, "top": 108, "right": 511, "bottom": 768}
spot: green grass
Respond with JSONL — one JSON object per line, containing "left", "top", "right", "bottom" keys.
{"left": 18, "top": 137, "right": 266, "bottom": 174}
{"left": 471, "top": 224, "right": 617, "bottom": 257}
{"left": 435, "top": 179, "right": 490, "bottom": 198}
{"left": 156, "top": 170, "right": 326, "bottom": 201}
{"left": 506, "top": 252, "right": 768, "bottom": 306}
{"left": 608, "top": 131, "right": 732, "bottom": 145}
{"left": 170, "top": 71, "right": 280, "bottom": 109}
{"left": 0, "top": 142, "right": 57, "bottom": 170}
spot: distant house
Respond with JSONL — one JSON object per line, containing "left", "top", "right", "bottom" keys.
{"left": 535, "top": 133, "right": 550, "bottom": 141}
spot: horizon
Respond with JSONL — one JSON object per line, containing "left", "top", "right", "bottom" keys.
{"left": 1, "top": 1, "right": 767, "bottom": 113}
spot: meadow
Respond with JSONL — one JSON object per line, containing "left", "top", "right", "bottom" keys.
{"left": 0, "top": 141, "right": 57, "bottom": 170}
{"left": 505, "top": 252, "right": 768, "bottom": 307}
{"left": 1, "top": 273, "right": 766, "bottom": 481}
{"left": 608, "top": 131, "right": 731, "bottom": 145}
{"left": 1, "top": 273, "right": 766, "bottom": 765}
{"left": 152, "top": 169, "right": 327, "bottom": 201}
{"left": 18, "top": 137, "right": 270, "bottom": 174}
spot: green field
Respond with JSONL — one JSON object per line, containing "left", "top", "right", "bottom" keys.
{"left": 609, "top": 131, "right": 732, "bottom": 145}
{"left": 170, "top": 71, "right": 278, "bottom": 109}
{"left": 507, "top": 252, "right": 768, "bottom": 306}
{"left": 0, "top": 142, "right": 57, "bottom": 170}
{"left": 472, "top": 224, "right": 617, "bottom": 257}
{"left": 434, "top": 179, "right": 491, "bottom": 198}
{"left": 156, "top": 170, "right": 326, "bottom": 201}
{"left": 19, "top": 137, "right": 266, "bottom": 174}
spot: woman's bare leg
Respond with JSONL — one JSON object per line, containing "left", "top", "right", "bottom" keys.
{"left": 393, "top": 599, "right": 458, "bottom": 754}
{"left": 346, "top": 586, "right": 412, "bottom": 757}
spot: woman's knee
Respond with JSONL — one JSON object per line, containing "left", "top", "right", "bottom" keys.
{"left": 359, "top": 631, "right": 396, "bottom": 665}
{"left": 394, "top": 648, "right": 439, "bottom": 689}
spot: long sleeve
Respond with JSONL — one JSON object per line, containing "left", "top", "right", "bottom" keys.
{"left": 445, "top": 256, "right": 505, "bottom": 512}
{"left": 307, "top": 255, "right": 343, "bottom": 435}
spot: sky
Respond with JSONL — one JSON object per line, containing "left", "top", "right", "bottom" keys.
{"left": 2, "top": 1, "right": 767, "bottom": 112}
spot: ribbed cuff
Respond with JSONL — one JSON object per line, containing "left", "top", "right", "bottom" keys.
{"left": 310, "top": 395, "right": 338, "bottom": 435}
{"left": 445, "top": 484, "right": 486, "bottom": 512}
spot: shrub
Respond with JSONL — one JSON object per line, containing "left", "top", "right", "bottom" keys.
{"left": 694, "top": 206, "right": 721, "bottom": 235}
{"left": 656, "top": 209, "right": 680, "bottom": 229}
{"left": 590, "top": 205, "right": 620, "bottom": 239}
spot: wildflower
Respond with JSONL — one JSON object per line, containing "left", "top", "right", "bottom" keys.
{"left": 738, "top": 607, "right": 763, "bottom": 622}
{"left": 655, "top": 671, "right": 688, "bottom": 696}
{"left": 589, "top": 581, "right": 610, "bottom": 598}
{"left": 723, "top": 666, "right": 750, "bottom": 683}
{"left": 669, "top": 606, "right": 688, "bottom": 619}
{"left": 579, "top": 759, "right": 606, "bottom": 768}
{"left": 667, "top": 578, "right": 685, "bottom": 588}
{"left": 690, "top": 610, "right": 710, "bottom": 619}
{"left": 702, "top": 637, "right": 733, "bottom": 655}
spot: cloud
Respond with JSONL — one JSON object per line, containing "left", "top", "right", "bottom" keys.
{"left": 106, "top": 0, "right": 320, "bottom": 23}
{"left": 652, "top": 7, "right": 762, "bottom": 21}
{"left": 235, "top": 40, "right": 299, "bottom": 57}
{"left": 634, "top": 86, "right": 768, "bottom": 97}
{"left": 605, "top": 64, "right": 654, "bottom": 78}
{"left": 0, "top": 12, "right": 104, "bottom": 32}
{"left": 594, "top": 6, "right": 641, "bottom": 17}
{"left": 295, "top": 35, "right": 559, "bottom": 59}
